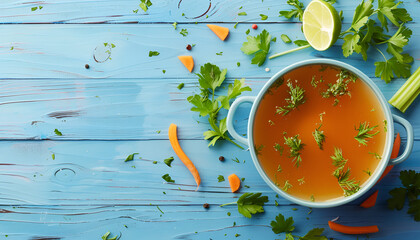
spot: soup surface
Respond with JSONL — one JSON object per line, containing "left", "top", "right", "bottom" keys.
{"left": 253, "top": 64, "right": 387, "bottom": 202}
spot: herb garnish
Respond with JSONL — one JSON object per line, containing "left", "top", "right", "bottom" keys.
{"left": 260, "top": 14, "right": 268, "bottom": 20}
{"left": 280, "top": 34, "right": 292, "bottom": 43}
{"left": 148, "top": 51, "right": 160, "bottom": 57}
{"left": 101, "top": 231, "right": 120, "bottom": 240}
{"left": 282, "top": 180, "right": 293, "bottom": 192}
{"left": 331, "top": 148, "right": 360, "bottom": 196}
{"left": 177, "top": 83, "right": 184, "bottom": 90}
{"left": 276, "top": 81, "right": 305, "bottom": 116}
{"left": 273, "top": 143, "right": 284, "bottom": 155}
{"left": 164, "top": 157, "right": 174, "bottom": 167}
{"left": 240, "top": 29, "right": 272, "bottom": 66}
{"left": 220, "top": 192, "right": 269, "bottom": 218}
{"left": 354, "top": 122, "right": 379, "bottom": 146}
{"left": 284, "top": 134, "right": 305, "bottom": 167}
{"left": 271, "top": 213, "right": 328, "bottom": 240}
{"left": 180, "top": 29, "right": 188, "bottom": 37}
{"left": 54, "top": 129, "right": 63, "bottom": 136}
{"left": 140, "top": 0, "right": 152, "bottom": 12}
{"left": 162, "top": 173, "right": 175, "bottom": 183}
{"left": 279, "top": 0, "right": 304, "bottom": 21}
{"left": 321, "top": 70, "right": 356, "bottom": 105}
{"left": 255, "top": 144, "right": 264, "bottom": 156}
{"left": 187, "top": 63, "right": 251, "bottom": 148}
{"left": 369, "top": 152, "right": 382, "bottom": 160}
{"left": 388, "top": 170, "right": 420, "bottom": 221}
{"left": 218, "top": 175, "right": 225, "bottom": 182}
{"left": 238, "top": 12, "right": 247, "bottom": 16}
{"left": 172, "top": 22, "right": 177, "bottom": 30}
{"left": 312, "top": 124, "right": 325, "bottom": 150}
{"left": 298, "top": 177, "right": 305, "bottom": 185}
{"left": 125, "top": 153, "right": 138, "bottom": 162}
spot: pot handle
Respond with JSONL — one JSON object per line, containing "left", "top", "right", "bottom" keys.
{"left": 226, "top": 96, "right": 256, "bottom": 146}
{"left": 389, "top": 114, "right": 413, "bottom": 165}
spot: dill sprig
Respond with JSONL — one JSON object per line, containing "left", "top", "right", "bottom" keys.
{"left": 331, "top": 147, "right": 360, "bottom": 196}
{"left": 284, "top": 134, "right": 305, "bottom": 167}
{"left": 354, "top": 122, "right": 379, "bottom": 146}
{"left": 276, "top": 81, "right": 305, "bottom": 116}
{"left": 282, "top": 180, "right": 293, "bottom": 192}
{"left": 321, "top": 70, "right": 357, "bottom": 106}
{"left": 312, "top": 124, "right": 325, "bottom": 150}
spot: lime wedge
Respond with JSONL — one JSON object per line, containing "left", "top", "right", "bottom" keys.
{"left": 302, "top": 0, "right": 341, "bottom": 51}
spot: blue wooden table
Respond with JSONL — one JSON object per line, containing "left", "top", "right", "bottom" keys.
{"left": 0, "top": 0, "right": 418, "bottom": 239}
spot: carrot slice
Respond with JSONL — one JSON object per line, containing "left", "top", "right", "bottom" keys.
{"left": 391, "top": 133, "right": 401, "bottom": 159}
{"left": 178, "top": 56, "right": 194, "bottom": 72}
{"left": 207, "top": 24, "right": 229, "bottom": 41}
{"left": 360, "top": 190, "right": 378, "bottom": 208}
{"left": 228, "top": 174, "right": 241, "bottom": 192}
{"left": 376, "top": 133, "right": 400, "bottom": 184}
{"left": 328, "top": 221, "right": 379, "bottom": 234}
{"left": 168, "top": 124, "right": 201, "bottom": 189}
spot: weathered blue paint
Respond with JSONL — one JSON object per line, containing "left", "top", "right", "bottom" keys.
{"left": 0, "top": 0, "right": 418, "bottom": 239}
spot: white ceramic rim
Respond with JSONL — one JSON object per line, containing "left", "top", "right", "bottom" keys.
{"left": 248, "top": 59, "right": 394, "bottom": 208}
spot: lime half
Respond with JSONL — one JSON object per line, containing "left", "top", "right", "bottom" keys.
{"left": 302, "top": 0, "right": 341, "bottom": 51}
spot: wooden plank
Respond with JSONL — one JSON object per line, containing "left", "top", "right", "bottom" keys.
{"left": 0, "top": 140, "right": 417, "bottom": 205}
{"left": 0, "top": 23, "right": 418, "bottom": 79}
{"left": 0, "top": 77, "right": 418, "bottom": 140}
{"left": 0, "top": 204, "right": 418, "bottom": 239}
{"left": 0, "top": 0, "right": 418, "bottom": 24}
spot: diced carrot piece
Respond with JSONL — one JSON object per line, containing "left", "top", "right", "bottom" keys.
{"left": 360, "top": 190, "right": 378, "bottom": 208}
{"left": 228, "top": 174, "right": 241, "bottom": 192}
{"left": 168, "top": 124, "right": 201, "bottom": 189}
{"left": 328, "top": 221, "right": 379, "bottom": 234}
{"left": 178, "top": 56, "right": 194, "bottom": 72}
{"left": 207, "top": 24, "right": 229, "bottom": 41}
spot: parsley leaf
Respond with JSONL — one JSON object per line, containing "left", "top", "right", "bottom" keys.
{"left": 260, "top": 14, "right": 268, "bottom": 20}
{"left": 162, "top": 173, "right": 175, "bottom": 183}
{"left": 241, "top": 29, "right": 272, "bottom": 66}
{"left": 388, "top": 170, "right": 420, "bottom": 221}
{"left": 279, "top": 0, "right": 305, "bottom": 21}
{"left": 54, "top": 129, "right": 63, "bottom": 136}
{"left": 220, "top": 192, "right": 268, "bottom": 218}
{"left": 218, "top": 175, "right": 225, "bottom": 182}
{"left": 125, "top": 153, "right": 139, "bottom": 162}
{"left": 148, "top": 51, "right": 160, "bottom": 57}
{"left": 374, "top": 54, "right": 413, "bottom": 83}
{"left": 139, "top": 0, "right": 152, "bottom": 12}
{"left": 188, "top": 63, "right": 250, "bottom": 149}
{"left": 102, "top": 231, "right": 120, "bottom": 240}
{"left": 164, "top": 157, "right": 174, "bottom": 167}
{"left": 300, "top": 228, "right": 328, "bottom": 240}
{"left": 281, "top": 34, "right": 292, "bottom": 43}
{"left": 270, "top": 213, "right": 295, "bottom": 234}
{"left": 180, "top": 29, "right": 188, "bottom": 37}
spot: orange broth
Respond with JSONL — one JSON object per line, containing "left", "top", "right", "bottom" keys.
{"left": 253, "top": 64, "right": 387, "bottom": 202}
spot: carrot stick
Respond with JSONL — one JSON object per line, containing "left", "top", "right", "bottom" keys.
{"left": 390, "top": 133, "right": 401, "bottom": 159}
{"left": 360, "top": 190, "right": 378, "bottom": 208}
{"left": 207, "top": 24, "right": 229, "bottom": 41}
{"left": 328, "top": 221, "right": 379, "bottom": 234}
{"left": 168, "top": 124, "right": 201, "bottom": 189}
{"left": 376, "top": 133, "right": 400, "bottom": 184}
{"left": 228, "top": 174, "right": 241, "bottom": 192}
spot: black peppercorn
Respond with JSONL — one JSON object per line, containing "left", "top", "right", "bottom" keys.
{"left": 203, "top": 203, "right": 210, "bottom": 209}
{"left": 219, "top": 156, "right": 225, "bottom": 161}
{"left": 85, "top": 64, "right": 90, "bottom": 69}
{"left": 186, "top": 44, "right": 192, "bottom": 50}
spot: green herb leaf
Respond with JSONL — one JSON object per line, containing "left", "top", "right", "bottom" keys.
{"left": 139, "top": 0, "right": 152, "bottom": 12}
{"left": 276, "top": 81, "right": 305, "bottom": 116}
{"left": 177, "top": 83, "right": 184, "bottom": 90}
{"left": 125, "top": 153, "right": 139, "bottom": 162}
{"left": 217, "top": 78, "right": 251, "bottom": 110}
{"left": 54, "top": 129, "right": 63, "bottom": 136}
{"left": 236, "top": 192, "right": 269, "bottom": 218}
{"left": 388, "top": 187, "right": 407, "bottom": 210}
{"left": 196, "top": 63, "right": 227, "bottom": 93}
{"left": 148, "top": 51, "right": 160, "bottom": 57}
{"left": 279, "top": 0, "right": 305, "bottom": 21}
{"left": 294, "top": 40, "right": 309, "bottom": 46}
{"left": 241, "top": 29, "right": 272, "bottom": 66}
{"left": 238, "top": 12, "right": 247, "bottom": 16}
{"left": 180, "top": 29, "right": 188, "bottom": 37}
{"left": 354, "top": 122, "right": 379, "bottom": 146}
{"left": 162, "top": 173, "right": 175, "bottom": 183}
{"left": 270, "top": 213, "right": 295, "bottom": 234}
{"left": 374, "top": 54, "right": 413, "bottom": 83}
{"left": 284, "top": 134, "right": 304, "bottom": 167}
{"left": 408, "top": 199, "right": 420, "bottom": 221}
{"left": 164, "top": 157, "right": 174, "bottom": 167}
{"left": 260, "top": 14, "right": 268, "bottom": 20}
{"left": 218, "top": 175, "right": 225, "bottom": 182}
{"left": 172, "top": 22, "right": 178, "bottom": 30}
{"left": 281, "top": 34, "right": 292, "bottom": 43}
{"left": 300, "top": 228, "right": 328, "bottom": 240}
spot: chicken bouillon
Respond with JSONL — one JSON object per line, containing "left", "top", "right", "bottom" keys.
{"left": 253, "top": 64, "right": 387, "bottom": 202}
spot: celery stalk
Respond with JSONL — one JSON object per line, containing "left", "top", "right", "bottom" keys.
{"left": 389, "top": 66, "right": 420, "bottom": 113}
